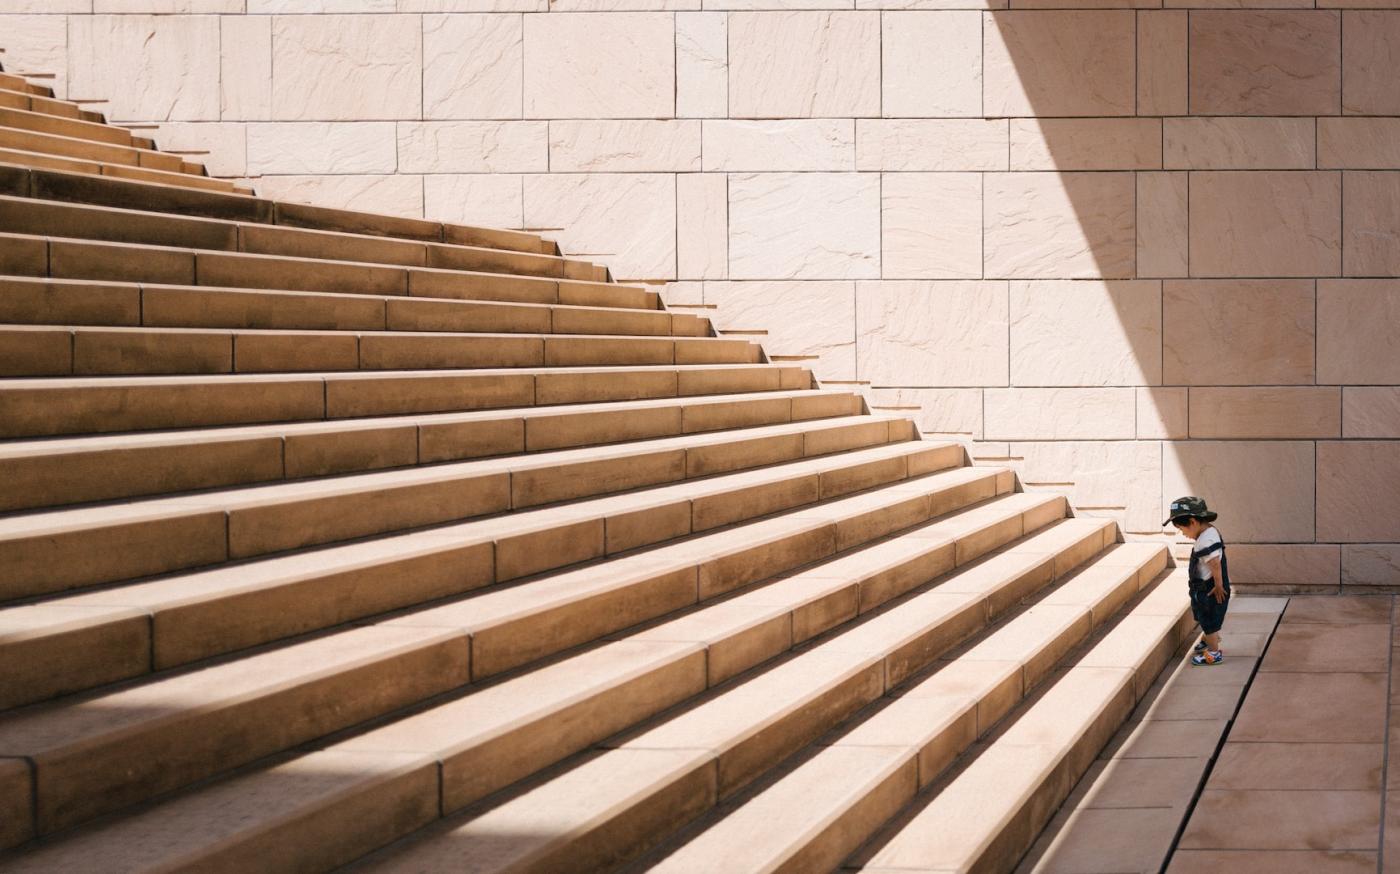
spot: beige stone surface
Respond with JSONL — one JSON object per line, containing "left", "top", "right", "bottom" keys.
{"left": 1010, "top": 280, "right": 1161, "bottom": 387}
{"left": 856, "top": 281, "right": 1008, "bottom": 386}
{"left": 1164, "top": 280, "right": 1315, "bottom": 385}
{"left": 152, "top": 123, "right": 246, "bottom": 177}
{"left": 1138, "top": 11, "right": 1187, "bottom": 116}
{"left": 984, "top": 12, "right": 1135, "bottom": 117}
{"left": 1229, "top": 544, "right": 1341, "bottom": 587}
{"left": 524, "top": 174, "right": 675, "bottom": 280}
{"left": 984, "top": 389, "right": 1135, "bottom": 441}
{"left": 1165, "top": 118, "right": 1315, "bottom": 170}
{"left": 1017, "top": 440, "right": 1161, "bottom": 533}
{"left": 1189, "top": 171, "right": 1341, "bottom": 278}
{"left": 1318, "top": 441, "right": 1400, "bottom": 542}
{"left": 397, "top": 122, "right": 546, "bottom": 174}
{"left": 705, "top": 282, "right": 855, "bottom": 380}
{"left": 1163, "top": 441, "right": 1315, "bottom": 542}
{"left": 423, "top": 175, "right": 522, "bottom": 228}
{"left": 1342, "top": 545, "right": 1400, "bottom": 587}
{"left": 729, "top": 12, "right": 879, "bottom": 118}
{"left": 1136, "top": 172, "right": 1188, "bottom": 279}
{"left": 1344, "top": 13, "right": 1400, "bottom": 115}
{"left": 703, "top": 120, "right": 853, "bottom": 172}
{"left": 1189, "top": 387, "right": 1341, "bottom": 439}
{"left": 881, "top": 12, "right": 980, "bottom": 118}
{"left": 270, "top": 15, "right": 420, "bottom": 121}
{"left": 1319, "top": 281, "right": 1400, "bottom": 384}
{"left": 677, "top": 174, "right": 727, "bottom": 280}
{"left": 548, "top": 120, "right": 700, "bottom": 173}
{"left": 1181, "top": 789, "right": 1378, "bottom": 851}
{"left": 1010, "top": 119, "right": 1160, "bottom": 172}
{"left": 220, "top": 15, "right": 271, "bottom": 121}
{"left": 1189, "top": 12, "right": 1341, "bottom": 116}
{"left": 676, "top": 12, "right": 726, "bottom": 118}
{"left": 523, "top": 13, "right": 674, "bottom": 119}
{"left": 984, "top": 172, "right": 1134, "bottom": 279}
{"left": 246, "top": 123, "right": 397, "bottom": 175}
{"left": 1169, "top": 850, "right": 1375, "bottom": 874}
{"left": 422, "top": 13, "right": 523, "bottom": 120}
{"left": 255, "top": 174, "right": 424, "bottom": 219}
{"left": 1344, "top": 172, "right": 1400, "bottom": 277}
{"left": 1319, "top": 118, "right": 1400, "bottom": 169}
{"left": 1344, "top": 388, "right": 1400, "bottom": 439}
{"left": 867, "top": 387, "right": 983, "bottom": 439}
{"left": 882, "top": 173, "right": 982, "bottom": 280}
{"left": 855, "top": 119, "right": 1007, "bottom": 172}
{"left": 0, "top": 15, "right": 68, "bottom": 97}
{"left": 1138, "top": 388, "right": 1188, "bottom": 440}
{"left": 728, "top": 173, "right": 879, "bottom": 280}
{"left": 69, "top": 15, "right": 220, "bottom": 121}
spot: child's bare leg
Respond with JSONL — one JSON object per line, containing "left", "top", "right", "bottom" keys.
{"left": 1204, "top": 631, "right": 1221, "bottom": 650}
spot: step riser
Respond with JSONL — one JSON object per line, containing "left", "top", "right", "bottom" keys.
{"left": 0, "top": 127, "right": 184, "bottom": 173}
{"left": 0, "top": 108, "right": 131, "bottom": 147}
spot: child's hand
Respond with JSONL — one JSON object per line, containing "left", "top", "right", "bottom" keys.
{"left": 1212, "top": 583, "right": 1226, "bottom": 604}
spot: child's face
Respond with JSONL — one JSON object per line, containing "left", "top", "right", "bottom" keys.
{"left": 1172, "top": 517, "right": 1205, "bottom": 538}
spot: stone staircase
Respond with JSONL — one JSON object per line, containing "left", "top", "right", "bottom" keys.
{"left": 0, "top": 62, "right": 1195, "bottom": 873}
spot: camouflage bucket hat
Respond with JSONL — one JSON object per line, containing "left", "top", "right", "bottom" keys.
{"left": 1163, "top": 496, "right": 1218, "bottom": 526}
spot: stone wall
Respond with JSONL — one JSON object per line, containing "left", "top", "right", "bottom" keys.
{"left": 3, "top": 4, "right": 1399, "bottom": 588}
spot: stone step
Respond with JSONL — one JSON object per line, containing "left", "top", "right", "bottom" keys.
{"left": 0, "top": 487, "right": 1051, "bottom": 867}
{"left": 0, "top": 276, "right": 710, "bottom": 336}
{"left": 0, "top": 233, "right": 650, "bottom": 310}
{"left": 844, "top": 573, "right": 1191, "bottom": 874}
{"left": 0, "top": 151, "right": 247, "bottom": 194}
{"left": 0, "top": 125, "right": 189, "bottom": 174}
{"left": 0, "top": 414, "right": 915, "bottom": 601}
{"left": 0, "top": 388, "right": 847, "bottom": 511}
{"left": 639, "top": 543, "right": 1173, "bottom": 874}
{"left": 0, "top": 106, "right": 131, "bottom": 147}
{"left": 0, "top": 88, "right": 105, "bottom": 123}
{"left": 0, "top": 325, "right": 759, "bottom": 377}
{"left": 0, "top": 363, "right": 812, "bottom": 439}
{"left": 0, "top": 72, "right": 51, "bottom": 97}
{"left": 0, "top": 196, "right": 601, "bottom": 281}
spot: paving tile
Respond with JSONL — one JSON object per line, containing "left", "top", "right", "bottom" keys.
{"left": 1160, "top": 656, "right": 1256, "bottom": 687}
{"left": 1101, "top": 719, "right": 1228, "bottom": 760}
{"left": 1262, "top": 623, "right": 1391, "bottom": 673}
{"left": 1028, "top": 806, "right": 1181, "bottom": 874}
{"left": 1386, "top": 791, "right": 1400, "bottom": 872}
{"left": 1232, "top": 596, "right": 1290, "bottom": 614}
{"left": 1230, "top": 672, "right": 1387, "bottom": 743}
{"left": 1282, "top": 595, "right": 1392, "bottom": 625}
{"left": 1168, "top": 849, "right": 1376, "bottom": 874}
{"left": 1211, "top": 742, "right": 1383, "bottom": 791}
{"left": 1137, "top": 683, "right": 1243, "bottom": 721}
{"left": 1179, "top": 789, "right": 1380, "bottom": 850}
{"left": 1067, "top": 756, "right": 1206, "bottom": 809}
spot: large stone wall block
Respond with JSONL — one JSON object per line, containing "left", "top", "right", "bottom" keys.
{"left": 867, "top": 387, "right": 983, "bottom": 439}
{"left": 96, "top": 0, "right": 243, "bottom": 10}
{"left": 1138, "top": 11, "right": 1187, "bottom": 116}
{"left": 1189, "top": 12, "right": 1340, "bottom": 116}
{"left": 549, "top": 120, "right": 700, "bottom": 173}
{"left": 855, "top": 119, "right": 1007, "bottom": 172}
{"left": 1319, "top": 118, "right": 1400, "bottom": 169}
{"left": 0, "top": 15, "right": 68, "bottom": 97}
{"left": 1343, "top": 172, "right": 1400, "bottom": 277}
{"left": 1318, "top": 442, "right": 1400, "bottom": 543}
{"left": 422, "top": 13, "right": 523, "bottom": 119}
{"left": 247, "top": 123, "right": 398, "bottom": 175}
{"left": 702, "top": 120, "right": 853, "bottom": 172}
{"left": 253, "top": 1, "right": 395, "bottom": 10}
{"left": 1188, "top": 387, "right": 1341, "bottom": 439}
{"left": 398, "top": 0, "right": 543, "bottom": 11}
{"left": 1138, "top": 387, "right": 1187, "bottom": 440}
{"left": 1009, "top": 119, "right": 1160, "bottom": 172}
{"left": 253, "top": 174, "right": 425, "bottom": 218}
{"left": 1230, "top": 545, "right": 1340, "bottom": 588}
{"left": 984, "top": 12, "right": 1135, "bottom": 117}
{"left": 1164, "top": 118, "right": 1315, "bottom": 170}
{"left": 984, "top": 172, "right": 1135, "bottom": 279}
{"left": 729, "top": 12, "right": 879, "bottom": 118}
{"left": 1343, "top": 387, "right": 1400, "bottom": 438}
{"left": 1188, "top": 171, "right": 1341, "bottom": 278}
{"left": 984, "top": 389, "right": 1135, "bottom": 441}
{"left": 397, "top": 122, "right": 547, "bottom": 174}
{"left": 220, "top": 16, "right": 272, "bottom": 121}
{"left": 676, "top": 12, "right": 726, "bottom": 118}
{"left": 524, "top": 13, "right": 674, "bottom": 119}
{"left": 855, "top": 280, "right": 1008, "bottom": 386}
{"left": 424, "top": 175, "right": 523, "bottom": 229}
{"left": 1163, "top": 441, "right": 1315, "bottom": 543}
{"left": 1342, "top": 546, "right": 1400, "bottom": 588}
{"left": 677, "top": 174, "right": 728, "bottom": 280}
{"left": 523, "top": 174, "right": 676, "bottom": 280}
{"left": 1136, "top": 172, "right": 1188, "bottom": 279}
{"left": 1318, "top": 280, "right": 1400, "bottom": 384}
{"left": 69, "top": 15, "right": 220, "bottom": 121}
{"left": 881, "top": 11, "right": 981, "bottom": 118}
{"left": 271, "top": 15, "right": 422, "bottom": 121}
{"left": 882, "top": 173, "right": 982, "bottom": 280}
{"left": 728, "top": 173, "right": 880, "bottom": 280}
{"left": 1343, "top": 13, "right": 1400, "bottom": 114}
{"left": 1010, "top": 280, "right": 1161, "bottom": 387}
{"left": 1163, "top": 280, "right": 1315, "bottom": 385}
{"left": 1017, "top": 441, "right": 1161, "bottom": 534}
{"left": 0, "top": 1, "right": 87, "bottom": 12}
{"left": 705, "top": 281, "right": 855, "bottom": 380}
{"left": 154, "top": 123, "right": 247, "bottom": 177}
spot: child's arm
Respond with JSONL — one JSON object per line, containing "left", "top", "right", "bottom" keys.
{"left": 1207, "top": 556, "right": 1226, "bottom": 602}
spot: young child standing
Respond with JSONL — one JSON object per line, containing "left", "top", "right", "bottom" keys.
{"left": 1164, "top": 496, "right": 1230, "bottom": 666}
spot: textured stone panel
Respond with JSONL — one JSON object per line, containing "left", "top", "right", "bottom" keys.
{"left": 984, "top": 389, "right": 1135, "bottom": 440}
{"left": 867, "top": 388, "right": 983, "bottom": 439}
{"left": 1343, "top": 388, "right": 1400, "bottom": 438}
{"left": 677, "top": 174, "right": 727, "bottom": 280}
{"left": 523, "top": 14, "right": 674, "bottom": 119}
{"left": 153, "top": 123, "right": 247, "bottom": 177}
{"left": 881, "top": 12, "right": 980, "bottom": 118}
{"left": 95, "top": 0, "right": 242, "bottom": 11}
{"left": 1164, "top": 118, "right": 1315, "bottom": 170}
{"left": 549, "top": 0, "right": 696, "bottom": 10}
{"left": 1319, "top": 118, "right": 1400, "bottom": 169}
{"left": 1010, "top": 280, "right": 1161, "bottom": 387}
{"left": 1138, "top": 11, "right": 1186, "bottom": 116}
{"left": 399, "top": 0, "right": 543, "bottom": 10}
{"left": 728, "top": 173, "right": 880, "bottom": 280}
{"left": 1137, "top": 172, "right": 1188, "bottom": 279}
{"left": 1009, "top": 119, "right": 1160, "bottom": 171}
{"left": 857, "top": 0, "right": 1005, "bottom": 8}
{"left": 69, "top": 15, "right": 220, "bottom": 121}
{"left": 1189, "top": 12, "right": 1340, "bottom": 116}
{"left": 1188, "top": 172, "right": 1341, "bottom": 278}
{"left": 1344, "top": 13, "right": 1400, "bottom": 115}
{"left": 705, "top": 281, "right": 855, "bottom": 380}
{"left": 984, "top": 12, "right": 1135, "bottom": 117}
{"left": 549, "top": 121, "right": 700, "bottom": 172}
{"left": 271, "top": 15, "right": 421, "bottom": 121}
{"left": 1231, "top": 545, "right": 1340, "bottom": 588}
{"left": 397, "top": 122, "right": 547, "bottom": 173}
{"left": 729, "top": 12, "right": 879, "bottom": 118}
{"left": 1138, "top": 388, "right": 1187, "bottom": 440}
{"left": 1018, "top": 441, "right": 1160, "bottom": 534}
{"left": 424, "top": 175, "right": 523, "bottom": 229}
{"left": 1163, "top": 280, "right": 1315, "bottom": 385}
{"left": 0, "top": 15, "right": 67, "bottom": 96}
{"left": 676, "top": 12, "right": 726, "bottom": 118}
{"left": 1343, "top": 546, "right": 1400, "bottom": 588}
{"left": 253, "top": 175, "right": 425, "bottom": 219}
{"left": 1317, "top": 442, "right": 1400, "bottom": 543}
{"left": 524, "top": 174, "right": 676, "bottom": 280}
{"left": 1343, "top": 172, "right": 1400, "bottom": 277}
{"left": 703, "top": 121, "right": 853, "bottom": 172}
{"left": 1189, "top": 388, "right": 1341, "bottom": 439}
{"left": 1318, "top": 280, "right": 1400, "bottom": 384}
{"left": 422, "top": 13, "right": 523, "bottom": 120}
{"left": 855, "top": 119, "right": 1007, "bottom": 172}
{"left": 247, "top": 123, "right": 397, "bottom": 175}
{"left": 1163, "top": 441, "right": 1315, "bottom": 542}
{"left": 0, "top": 1, "right": 86, "bottom": 11}
{"left": 882, "top": 173, "right": 982, "bottom": 280}
{"left": 252, "top": 0, "right": 395, "bottom": 10}
{"left": 984, "top": 172, "right": 1135, "bottom": 279}
{"left": 855, "top": 281, "right": 1008, "bottom": 386}
{"left": 220, "top": 16, "right": 271, "bottom": 121}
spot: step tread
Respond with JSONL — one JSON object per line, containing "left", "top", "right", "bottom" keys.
{"left": 0, "top": 107, "right": 131, "bottom": 145}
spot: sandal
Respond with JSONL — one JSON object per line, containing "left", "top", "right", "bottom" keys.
{"left": 1191, "top": 649, "right": 1224, "bottom": 666}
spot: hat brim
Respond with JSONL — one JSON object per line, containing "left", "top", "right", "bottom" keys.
{"left": 1163, "top": 511, "right": 1218, "bottom": 526}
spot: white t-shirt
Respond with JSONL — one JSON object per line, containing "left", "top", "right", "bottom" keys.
{"left": 1191, "top": 527, "right": 1223, "bottom": 582}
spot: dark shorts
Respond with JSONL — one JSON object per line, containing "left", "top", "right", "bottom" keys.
{"left": 1189, "top": 585, "right": 1230, "bottom": 635}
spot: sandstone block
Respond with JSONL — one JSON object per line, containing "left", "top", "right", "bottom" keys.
{"left": 1344, "top": 388, "right": 1400, "bottom": 438}
{"left": 247, "top": 123, "right": 397, "bottom": 175}
{"left": 1163, "top": 441, "right": 1315, "bottom": 542}
{"left": 1018, "top": 441, "right": 1161, "bottom": 534}
{"left": 1319, "top": 118, "right": 1400, "bottom": 169}
{"left": 252, "top": 0, "right": 395, "bottom": 9}
{"left": 423, "top": 13, "right": 523, "bottom": 119}
{"left": 0, "top": 15, "right": 68, "bottom": 97}
{"left": 423, "top": 175, "right": 522, "bottom": 229}
{"left": 984, "top": 12, "right": 1135, "bottom": 117}
{"left": 1138, "top": 388, "right": 1188, "bottom": 440}
{"left": 271, "top": 15, "right": 421, "bottom": 120}
{"left": 984, "top": 389, "right": 1135, "bottom": 440}
{"left": 677, "top": 174, "right": 727, "bottom": 280}
{"left": 867, "top": 387, "right": 983, "bottom": 439}
{"left": 1189, "top": 12, "right": 1340, "bottom": 115}
{"left": 153, "top": 123, "right": 247, "bottom": 177}
{"left": 220, "top": 15, "right": 272, "bottom": 120}
{"left": 1189, "top": 387, "right": 1341, "bottom": 439}
{"left": 254, "top": 174, "right": 423, "bottom": 219}
{"left": 399, "top": 0, "right": 544, "bottom": 9}
{"left": 549, "top": 120, "right": 700, "bottom": 173}
{"left": 676, "top": 12, "right": 727, "bottom": 118}
{"left": 1010, "top": 280, "right": 1161, "bottom": 386}
{"left": 524, "top": 174, "right": 674, "bottom": 280}
{"left": 882, "top": 173, "right": 982, "bottom": 280}
{"left": 729, "top": 12, "right": 879, "bottom": 118}
{"left": 856, "top": 280, "right": 1008, "bottom": 386}
{"left": 524, "top": 14, "right": 674, "bottom": 118}
{"left": 69, "top": 15, "right": 220, "bottom": 121}
{"left": 1229, "top": 544, "right": 1340, "bottom": 587}
{"left": 728, "top": 173, "right": 879, "bottom": 280}
{"left": 1344, "top": 172, "right": 1400, "bottom": 277}
{"left": 705, "top": 281, "right": 855, "bottom": 380}
{"left": 984, "top": 172, "right": 1135, "bottom": 279}
{"left": 703, "top": 120, "right": 853, "bottom": 172}
{"left": 398, "top": 121, "right": 546, "bottom": 174}
{"left": 1317, "top": 442, "right": 1400, "bottom": 542}
{"left": 1165, "top": 118, "right": 1315, "bottom": 170}
{"left": 855, "top": 119, "right": 1007, "bottom": 172}
{"left": 1138, "top": 11, "right": 1187, "bottom": 116}
{"left": 1344, "top": 13, "right": 1400, "bottom": 114}
{"left": 1164, "top": 280, "right": 1315, "bottom": 385}
{"left": 881, "top": 12, "right": 980, "bottom": 117}
{"left": 1137, "top": 172, "right": 1188, "bottom": 279}
{"left": 1188, "top": 172, "right": 1340, "bottom": 278}
{"left": 1010, "top": 119, "right": 1160, "bottom": 171}
{"left": 1342, "top": 545, "right": 1400, "bottom": 587}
